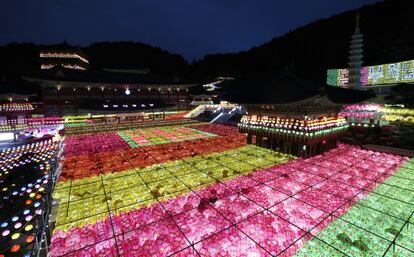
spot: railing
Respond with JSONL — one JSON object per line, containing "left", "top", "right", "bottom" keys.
{"left": 0, "top": 111, "right": 183, "bottom": 132}
{"left": 363, "top": 144, "right": 414, "bottom": 157}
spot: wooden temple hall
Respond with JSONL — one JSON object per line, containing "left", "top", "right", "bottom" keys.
{"left": 238, "top": 97, "right": 349, "bottom": 157}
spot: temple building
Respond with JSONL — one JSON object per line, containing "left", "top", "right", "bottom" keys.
{"left": 23, "top": 68, "right": 195, "bottom": 115}
{"left": 0, "top": 97, "right": 35, "bottom": 124}
{"left": 238, "top": 96, "right": 348, "bottom": 157}
{"left": 0, "top": 80, "right": 39, "bottom": 129}
{"left": 0, "top": 93, "right": 38, "bottom": 142}
{"left": 223, "top": 74, "right": 347, "bottom": 156}
{"left": 22, "top": 45, "right": 196, "bottom": 115}
{"left": 39, "top": 44, "right": 89, "bottom": 70}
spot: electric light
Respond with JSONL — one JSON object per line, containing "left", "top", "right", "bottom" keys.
{"left": 39, "top": 52, "right": 89, "bottom": 63}
{"left": 340, "top": 104, "right": 414, "bottom": 124}
{"left": 239, "top": 115, "right": 348, "bottom": 137}
{"left": 0, "top": 103, "right": 34, "bottom": 112}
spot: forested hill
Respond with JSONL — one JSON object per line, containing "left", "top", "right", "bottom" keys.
{"left": 187, "top": 0, "right": 414, "bottom": 85}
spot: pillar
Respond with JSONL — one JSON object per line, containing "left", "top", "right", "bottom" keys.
{"left": 270, "top": 138, "right": 275, "bottom": 150}
{"left": 256, "top": 136, "right": 262, "bottom": 147}
{"left": 262, "top": 137, "right": 268, "bottom": 149}
{"left": 247, "top": 134, "right": 252, "bottom": 144}
{"left": 310, "top": 144, "right": 316, "bottom": 157}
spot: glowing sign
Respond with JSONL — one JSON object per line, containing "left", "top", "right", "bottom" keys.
{"left": 368, "top": 62, "right": 401, "bottom": 84}
{"left": 0, "top": 132, "right": 14, "bottom": 141}
{"left": 327, "top": 59, "right": 414, "bottom": 87}
{"left": 401, "top": 60, "right": 414, "bottom": 81}
{"left": 327, "top": 69, "right": 349, "bottom": 87}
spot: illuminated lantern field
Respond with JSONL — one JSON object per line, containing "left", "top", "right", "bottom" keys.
{"left": 0, "top": 141, "right": 59, "bottom": 256}
{"left": 44, "top": 124, "right": 413, "bottom": 257}
{"left": 117, "top": 126, "right": 216, "bottom": 147}
{"left": 338, "top": 104, "right": 414, "bottom": 129}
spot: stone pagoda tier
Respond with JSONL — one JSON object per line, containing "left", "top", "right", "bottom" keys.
{"left": 348, "top": 14, "right": 364, "bottom": 90}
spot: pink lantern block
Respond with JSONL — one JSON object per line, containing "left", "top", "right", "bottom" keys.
{"left": 116, "top": 218, "right": 190, "bottom": 256}
{"left": 172, "top": 205, "right": 231, "bottom": 244}
{"left": 194, "top": 226, "right": 269, "bottom": 257}
{"left": 238, "top": 211, "right": 305, "bottom": 256}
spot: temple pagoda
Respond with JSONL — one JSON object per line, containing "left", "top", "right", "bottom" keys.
{"left": 347, "top": 13, "right": 364, "bottom": 90}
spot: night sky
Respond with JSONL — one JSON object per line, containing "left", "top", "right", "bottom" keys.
{"left": 1, "top": 0, "right": 379, "bottom": 61}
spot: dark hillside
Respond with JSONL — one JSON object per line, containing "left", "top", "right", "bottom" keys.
{"left": 188, "top": 0, "right": 414, "bottom": 86}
